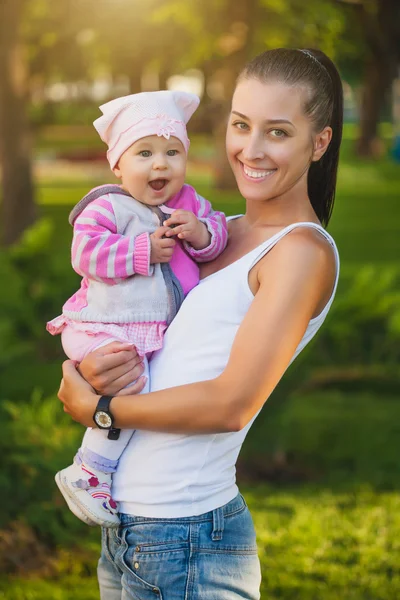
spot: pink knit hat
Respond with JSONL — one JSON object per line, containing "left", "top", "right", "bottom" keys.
{"left": 93, "top": 90, "right": 200, "bottom": 169}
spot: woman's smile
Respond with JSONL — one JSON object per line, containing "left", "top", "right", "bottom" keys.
{"left": 239, "top": 160, "right": 277, "bottom": 183}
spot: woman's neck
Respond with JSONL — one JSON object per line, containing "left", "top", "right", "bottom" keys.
{"left": 244, "top": 189, "right": 320, "bottom": 228}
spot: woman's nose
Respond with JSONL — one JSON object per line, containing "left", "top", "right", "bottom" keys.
{"left": 242, "top": 137, "right": 265, "bottom": 161}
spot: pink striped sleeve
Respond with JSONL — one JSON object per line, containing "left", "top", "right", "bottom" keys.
{"left": 71, "top": 196, "right": 153, "bottom": 284}
{"left": 183, "top": 190, "right": 228, "bottom": 262}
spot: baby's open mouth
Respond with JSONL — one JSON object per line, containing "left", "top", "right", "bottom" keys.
{"left": 149, "top": 179, "right": 168, "bottom": 191}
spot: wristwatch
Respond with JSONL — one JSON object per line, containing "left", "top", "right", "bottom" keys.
{"left": 93, "top": 395, "right": 120, "bottom": 440}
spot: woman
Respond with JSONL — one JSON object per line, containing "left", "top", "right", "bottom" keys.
{"left": 58, "top": 48, "right": 343, "bottom": 599}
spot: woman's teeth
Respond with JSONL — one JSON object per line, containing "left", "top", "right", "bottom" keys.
{"left": 243, "top": 164, "right": 275, "bottom": 179}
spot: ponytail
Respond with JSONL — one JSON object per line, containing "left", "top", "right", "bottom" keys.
{"left": 306, "top": 50, "right": 343, "bottom": 226}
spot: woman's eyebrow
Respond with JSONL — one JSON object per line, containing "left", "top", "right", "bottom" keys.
{"left": 231, "top": 110, "right": 294, "bottom": 127}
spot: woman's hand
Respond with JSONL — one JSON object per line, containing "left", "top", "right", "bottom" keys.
{"left": 58, "top": 360, "right": 100, "bottom": 427}
{"left": 58, "top": 344, "right": 147, "bottom": 427}
{"left": 78, "top": 342, "right": 146, "bottom": 396}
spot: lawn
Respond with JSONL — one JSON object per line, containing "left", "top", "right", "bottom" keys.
{"left": 1, "top": 483, "right": 400, "bottom": 599}
{"left": 0, "top": 126, "right": 399, "bottom": 599}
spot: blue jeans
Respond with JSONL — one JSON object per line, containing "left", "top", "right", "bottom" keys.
{"left": 98, "top": 493, "right": 261, "bottom": 599}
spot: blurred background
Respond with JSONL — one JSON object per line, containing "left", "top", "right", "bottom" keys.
{"left": 0, "top": 0, "right": 399, "bottom": 598}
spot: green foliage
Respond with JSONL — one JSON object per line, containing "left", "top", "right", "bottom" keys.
{"left": 20, "top": 0, "right": 360, "bottom": 111}
{"left": 0, "top": 217, "right": 58, "bottom": 367}
{"left": 0, "top": 387, "right": 90, "bottom": 544}
{"left": 0, "top": 218, "right": 90, "bottom": 552}
{"left": 0, "top": 217, "right": 78, "bottom": 369}
{"left": 0, "top": 249, "right": 32, "bottom": 365}
{"left": 312, "top": 266, "right": 400, "bottom": 368}
{"left": 30, "top": 102, "right": 101, "bottom": 128}
{"left": 276, "top": 391, "right": 400, "bottom": 486}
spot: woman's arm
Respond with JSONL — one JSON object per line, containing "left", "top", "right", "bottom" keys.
{"left": 59, "top": 229, "right": 336, "bottom": 433}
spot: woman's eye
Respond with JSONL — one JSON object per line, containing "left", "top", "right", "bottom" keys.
{"left": 139, "top": 150, "right": 152, "bottom": 157}
{"left": 167, "top": 149, "right": 178, "bottom": 156}
{"left": 270, "top": 129, "right": 287, "bottom": 138}
{"left": 233, "top": 121, "right": 249, "bottom": 131}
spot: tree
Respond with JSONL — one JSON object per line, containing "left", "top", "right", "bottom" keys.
{"left": 337, "top": 0, "right": 400, "bottom": 156}
{"left": 205, "top": 0, "right": 260, "bottom": 189}
{"left": 161, "top": 0, "right": 346, "bottom": 188}
{"left": 0, "top": 0, "right": 101, "bottom": 246}
{"left": 0, "top": 0, "right": 36, "bottom": 247}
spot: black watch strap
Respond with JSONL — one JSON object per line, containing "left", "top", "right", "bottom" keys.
{"left": 95, "top": 395, "right": 121, "bottom": 440}
{"left": 96, "top": 395, "right": 113, "bottom": 414}
{"left": 107, "top": 428, "right": 121, "bottom": 440}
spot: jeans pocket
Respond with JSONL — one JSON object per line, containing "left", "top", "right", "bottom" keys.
{"left": 119, "top": 523, "right": 190, "bottom": 600}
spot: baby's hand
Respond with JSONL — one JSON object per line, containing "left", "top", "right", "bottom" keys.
{"left": 164, "top": 210, "right": 211, "bottom": 250}
{"left": 150, "top": 226, "right": 176, "bottom": 264}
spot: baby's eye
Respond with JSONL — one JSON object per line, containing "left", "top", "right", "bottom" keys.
{"left": 139, "top": 150, "right": 152, "bottom": 157}
{"left": 167, "top": 149, "right": 179, "bottom": 156}
{"left": 270, "top": 129, "right": 287, "bottom": 138}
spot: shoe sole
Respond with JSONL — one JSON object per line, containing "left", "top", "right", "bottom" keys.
{"left": 55, "top": 471, "right": 119, "bottom": 528}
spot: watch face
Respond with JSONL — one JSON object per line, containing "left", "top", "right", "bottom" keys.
{"left": 94, "top": 411, "right": 112, "bottom": 429}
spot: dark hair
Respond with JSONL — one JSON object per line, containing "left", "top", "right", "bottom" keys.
{"left": 238, "top": 48, "right": 343, "bottom": 227}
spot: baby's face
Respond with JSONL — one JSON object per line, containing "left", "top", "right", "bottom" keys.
{"left": 113, "top": 135, "right": 187, "bottom": 206}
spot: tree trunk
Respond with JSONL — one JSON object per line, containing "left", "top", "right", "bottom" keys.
{"left": 128, "top": 67, "right": 142, "bottom": 94}
{"left": 212, "top": 0, "right": 258, "bottom": 190}
{"left": 158, "top": 67, "right": 170, "bottom": 92}
{"left": 354, "top": 0, "right": 400, "bottom": 157}
{"left": 356, "top": 57, "right": 391, "bottom": 156}
{"left": 212, "top": 93, "right": 237, "bottom": 191}
{"left": 0, "top": 0, "right": 35, "bottom": 247}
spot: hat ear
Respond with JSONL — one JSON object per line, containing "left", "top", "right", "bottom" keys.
{"left": 94, "top": 94, "right": 138, "bottom": 143}
{"left": 171, "top": 91, "right": 200, "bottom": 124}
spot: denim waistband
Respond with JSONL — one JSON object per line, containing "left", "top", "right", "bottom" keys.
{"left": 119, "top": 493, "right": 245, "bottom": 527}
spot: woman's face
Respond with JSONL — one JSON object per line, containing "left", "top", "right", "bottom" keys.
{"left": 226, "top": 78, "right": 327, "bottom": 204}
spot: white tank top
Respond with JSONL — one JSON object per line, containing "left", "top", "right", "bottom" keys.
{"left": 113, "top": 221, "right": 340, "bottom": 517}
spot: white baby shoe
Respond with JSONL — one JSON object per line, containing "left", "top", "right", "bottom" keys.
{"left": 55, "top": 461, "right": 120, "bottom": 527}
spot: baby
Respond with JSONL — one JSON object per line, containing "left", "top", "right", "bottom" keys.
{"left": 47, "top": 90, "right": 228, "bottom": 527}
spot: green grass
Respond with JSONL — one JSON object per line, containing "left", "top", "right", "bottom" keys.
{"left": 1, "top": 485, "right": 399, "bottom": 599}
{"left": 252, "top": 485, "right": 400, "bottom": 599}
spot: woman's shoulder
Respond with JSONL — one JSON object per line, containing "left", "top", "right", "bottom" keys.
{"left": 252, "top": 225, "right": 338, "bottom": 318}
{"left": 283, "top": 223, "right": 336, "bottom": 255}
{"left": 274, "top": 224, "right": 335, "bottom": 267}
{"left": 258, "top": 224, "right": 338, "bottom": 292}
